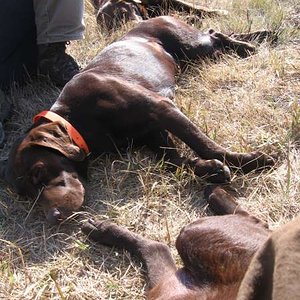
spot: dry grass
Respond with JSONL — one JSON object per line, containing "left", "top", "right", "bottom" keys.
{"left": 0, "top": 0, "right": 300, "bottom": 298}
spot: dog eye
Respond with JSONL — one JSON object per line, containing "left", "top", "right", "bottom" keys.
{"left": 30, "top": 162, "right": 46, "bottom": 185}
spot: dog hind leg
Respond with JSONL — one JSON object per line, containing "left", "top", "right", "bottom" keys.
{"left": 230, "top": 30, "right": 277, "bottom": 44}
{"left": 126, "top": 17, "right": 257, "bottom": 59}
{"left": 157, "top": 0, "right": 228, "bottom": 18}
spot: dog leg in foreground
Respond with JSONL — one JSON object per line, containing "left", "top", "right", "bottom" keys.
{"left": 82, "top": 219, "right": 177, "bottom": 289}
{"left": 82, "top": 186, "right": 270, "bottom": 299}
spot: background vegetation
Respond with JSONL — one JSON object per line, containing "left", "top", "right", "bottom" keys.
{"left": 0, "top": 0, "right": 299, "bottom": 298}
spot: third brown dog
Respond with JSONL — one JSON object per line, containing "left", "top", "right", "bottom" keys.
{"left": 1, "top": 17, "right": 275, "bottom": 224}
{"left": 91, "top": 0, "right": 227, "bottom": 31}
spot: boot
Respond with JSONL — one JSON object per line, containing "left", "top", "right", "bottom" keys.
{"left": 38, "top": 42, "right": 79, "bottom": 86}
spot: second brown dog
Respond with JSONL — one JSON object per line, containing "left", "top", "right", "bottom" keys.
{"left": 92, "top": 0, "right": 227, "bottom": 30}
{"left": 82, "top": 186, "right": 270, "bottom": 299}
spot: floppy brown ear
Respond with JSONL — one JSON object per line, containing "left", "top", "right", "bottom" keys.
{"left": 25, "top": 122, "right": 86, "bottom": 161}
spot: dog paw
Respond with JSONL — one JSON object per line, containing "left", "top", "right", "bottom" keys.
{"left": 212, "top": 32, "right": 256, "bottom": 58}
{"left": 235, "top": 151, "right": 276, "bottom": 173}
{"left": 192, "top": 158, "right": 231, "bottom": 183}
{"left": 233, "top": 41, "right": 256, "bottom": 58}
{"left": 204, "top": 185, "right": 241, "bottom": 215}
{"left": 82, "top": 219, "right": 117, "bottom": 243}
{"left": 82, "top": 219, "right": 132, "bottom": 247}
{"left": 231, "top": 30, "right": 278, "bottom": 45}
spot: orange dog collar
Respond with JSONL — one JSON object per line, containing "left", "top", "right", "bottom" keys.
{"left": 33, "top": 110, "right": 90, "bottom": 155}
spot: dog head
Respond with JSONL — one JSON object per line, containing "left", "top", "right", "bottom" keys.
{"left": 95, "top": 0, "right": 145, "bottom": 31}
{"left": 3, "top": 122, "right": 87, "bottom": 224}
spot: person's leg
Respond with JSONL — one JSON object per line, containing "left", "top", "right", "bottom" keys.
{"left": 0, "top": 0, "right": 37, "bottom": 90}
{"left": 34, "top": 0, "right": 84, "bottom": 44}
{"left": 0, "top": 90, "right": 11, "bottom": 146}
{"left": 82, "top": 219, "right": 177, "bottom": 289}
{"left": 33, "top": 0, "right": 85, "bottom": 86}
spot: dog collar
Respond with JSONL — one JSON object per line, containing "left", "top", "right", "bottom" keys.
{"left": 33, "top": 110, "right": 90, "bottom": 155}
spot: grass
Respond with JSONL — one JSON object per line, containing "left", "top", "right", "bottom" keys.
{"left": 0, "top": 0, "right": 300, "bottom": 298}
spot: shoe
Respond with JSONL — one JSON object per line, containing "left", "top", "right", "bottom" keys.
{"left": 38, "top": 42, "right": 80, "bottom": 86}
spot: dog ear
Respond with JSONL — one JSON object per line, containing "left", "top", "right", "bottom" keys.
{"left": 26, "top": 122, "right": 86, "bottom": 162}
{"left": 28, "top": 162, "right": 47, "bottom": 185}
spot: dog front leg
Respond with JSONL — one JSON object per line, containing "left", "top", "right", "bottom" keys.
{"left": 152, "top": 98, "right": 275, "bottom": 173}
{"left": 139, "top": 130, "right": 231, "bottom": 183}
{"left": 82, "top": 219, "right": 177, "bottom": 289}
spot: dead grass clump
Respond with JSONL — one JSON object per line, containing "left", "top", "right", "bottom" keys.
{"left": 0, "top": 0, "right": 300, "bottom": 299}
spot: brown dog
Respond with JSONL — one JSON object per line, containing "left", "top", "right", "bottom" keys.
{"left": 92, "top": 0, "right": 227, "bottom": 31}
{"left": 1, "top": 17, "right": 274, "bottom": 224}
{"left": 82, "top": 186, "right": 270, "bottom": 299}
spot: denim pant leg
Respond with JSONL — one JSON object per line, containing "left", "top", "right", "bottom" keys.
{"left": 33, "top": 0, "right": 85, "bottom": 44}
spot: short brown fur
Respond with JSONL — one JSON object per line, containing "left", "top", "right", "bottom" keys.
{"left": 92, "top": 0, "right": 227, "bottom": 31}
{"left": 82, "top": 186, "right": 270, "bottom": 299}
{"left": 2, "top": 17, "right": 275, "bottom": 223}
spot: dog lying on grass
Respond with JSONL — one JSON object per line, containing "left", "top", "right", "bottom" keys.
{"left": 82, "top": 186, "right": 270, "bottom": 299}
{"left": 91, "top": 0, "right": 228, "bottom": 30}
{"left": 83, "top": 186, "right": 300, "bottom": 299}
{"left": 1, "top": 16, "right": 274, "bottom": 224}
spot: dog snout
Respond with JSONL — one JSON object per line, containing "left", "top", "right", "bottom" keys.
{"left": 46, "top": 207, "right": 64, "bottom": 225}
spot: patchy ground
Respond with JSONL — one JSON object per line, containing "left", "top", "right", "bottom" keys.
{"left": 0, "top": 0, "right": 299, "bottom": 299}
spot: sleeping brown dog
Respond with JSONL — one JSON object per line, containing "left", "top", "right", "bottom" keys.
{"left": 91, "top": 0, "right": 227, "bottom": 30}
{"left": 82, "top": 186, "right": 270, "bottom": 299}
{"left": 1, "top": 16, "right": 274, "bottom": 224}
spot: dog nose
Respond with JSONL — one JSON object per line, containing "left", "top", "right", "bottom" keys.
{"left": 47, "top": 207, "right": 64, "bottom": 225}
